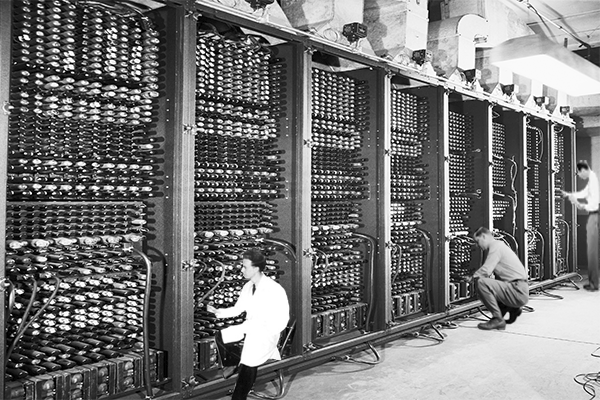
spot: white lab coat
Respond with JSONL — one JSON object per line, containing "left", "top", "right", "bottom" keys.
{"left": 218, "top": 274, "right": 289, "bottom": 367}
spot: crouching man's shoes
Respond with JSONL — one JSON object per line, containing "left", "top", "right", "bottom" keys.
{"left": 478, "top": 318, "right": 506, "bottom": 331}
{"left": 222, "top": 365, "right": 238, "bottom": 379}
{"left": 506, "top": 307, "right": 522, "bottom": 324}
{"left": 583, "top": 284, "right": 599, "bottom": 292}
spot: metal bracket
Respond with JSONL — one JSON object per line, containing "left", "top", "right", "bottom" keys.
{"left": 303, "top": 248, "right": 316, "bottom": 258}
{"left": 2, "top": 101, "right": 11, "bottom": 115}
{"left": 122, "top": 243, "right": 134, "bottom": 253}
{"left": 303, "top": 139, "right": 315, "bottom": 148}
{"left": 185, "top": 10, "right": 201, "bottom": 20}
{"left": 384, "top": 149, "right": 391, "bottom": 156}
{"left": 182, "top": 260, "right": 197, "bottom": 271}
{"left": 183, "top": 124, "right": 197, "bottom": 135}
{"left": 305, "top": 46, "right": 316, "bottom": 55}
{"left": 180, "top": 375, "right": 197, "bottom": 398}
{"left": 303, "top": 342, "right": 318, "bottom": 353}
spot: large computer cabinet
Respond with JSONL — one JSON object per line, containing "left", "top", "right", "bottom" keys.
{"left": 0, "top": 1, "right": 578, "bottom": 399}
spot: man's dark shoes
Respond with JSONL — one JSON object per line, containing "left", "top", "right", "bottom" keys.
{"left": 506, "top": 307, "right": 522, "bottom": 324}
{"left": 478, "top": 318, "right": 506, "bottom": 331}
{"left": 222, "top": 365, "right": 238, "bottom": 379}
{"left": 583, "top": 284, "right": 599, "bottom": 292}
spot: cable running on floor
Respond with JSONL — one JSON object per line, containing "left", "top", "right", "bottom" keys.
{"left": 575, "top": 346, "right": 600, "bottom": 398}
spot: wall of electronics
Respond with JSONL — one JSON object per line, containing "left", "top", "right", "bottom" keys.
{"left": 0, "top": 1, "right": 577, "bottom": 399}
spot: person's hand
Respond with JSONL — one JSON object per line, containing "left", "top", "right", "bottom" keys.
{"left": 207, "top": 305, "right": 218, "bottom": 314}
{"left": 559, "top": 190, "right": 568, "bottom": 198}
{"left": 565, "top": 194, "right": 578, "bottom": 204}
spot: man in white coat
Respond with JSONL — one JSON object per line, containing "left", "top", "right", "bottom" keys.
{"left": 207, "top": 248, "right": 289, "bottom": 400}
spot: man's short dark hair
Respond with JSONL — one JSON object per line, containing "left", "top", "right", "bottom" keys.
{"left": 474, "top": 227, "right": 491, "bottom": 238}
{"left": 243, "top": 248, "right": 267, "bottom": 271}
{"left": 577, "top": 160, "right": 590, "bottom": 171}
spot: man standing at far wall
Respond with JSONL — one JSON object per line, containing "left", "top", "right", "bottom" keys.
{"left": 562, "top": 160, "right": 600, "bottom": 291}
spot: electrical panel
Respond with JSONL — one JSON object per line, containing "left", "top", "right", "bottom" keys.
{"left": 389, "top": 89, "right": 431, "bottom": 319}
{"left": 447, "top": 110, "right": 477, "bottom": 303}
{"left": 3, "top": 0, "right": 167, "bottom": 397}
{"left": 192, "top": 21, "right": 287, "bottom": 372}
{"left": 526, "top": 122, "right": 545, "bottom": 281}
{"left": 551, "top": 124, "right": 573, "bottom": 277}
{"left": 0, "top": 1, "right": 578, "bottom": 398}
{"left": 309, "top": 67, "right": 370, "bottom": 339}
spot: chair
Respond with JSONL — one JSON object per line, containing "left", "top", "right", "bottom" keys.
{"left": 249, "top": 318, "right": 296, "bottom": 400}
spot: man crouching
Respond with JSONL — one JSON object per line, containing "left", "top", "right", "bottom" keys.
{"left": 467, "top": 227, "right": 529, "bottom": 330}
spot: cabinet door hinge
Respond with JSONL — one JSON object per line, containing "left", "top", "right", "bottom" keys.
{"left": 182, "top": 260, "right": 197, "bottom": 270}
{"left": 183, "top": 124, "right": 197, "bottom": 135}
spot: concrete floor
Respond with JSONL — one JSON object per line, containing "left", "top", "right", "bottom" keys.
{"left": 208, "top": 276, "right": 600, "bottom": 400}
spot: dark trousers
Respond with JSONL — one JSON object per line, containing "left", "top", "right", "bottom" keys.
{"left": 477, "top": 278, "right": 529, "bottom": 320}
{"left": 232, "top": 364, "right": 258, "bottom": 400}
{"left": 215, "top": 332, "right": 258, "bottom": 400}
{"left": 587, "top": 213, "right": 599, "bottom": 289}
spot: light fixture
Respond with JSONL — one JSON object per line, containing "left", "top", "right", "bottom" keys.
{"left": 559, "top": 106, "right": 571, "bottom": 116}
{"left": 244, "top": 0, "right": 274, "bottom": 10}
{"left": 501, "top": 84, "right": 517, "bottom": 97}
{"left": 490, "top": 35, "right": 600, "bottom": 97}
{"left": 342, "top": 23, "right": 368, "bottom": 44}
{"left": 412, "top": 49, "right": 432, "bottom": 66}
{"left": 534, "top": 96, "right": 549, "bottom": 107}
{"left": 464, "top": 69, "right": 481, "bottom": 84}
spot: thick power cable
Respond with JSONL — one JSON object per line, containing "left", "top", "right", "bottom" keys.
{"left": 352, "top": 233, "right": 376, "bottom": 333}
{"left": 5, "top": 275, "right": 60, "bottom": 369}
{"left": 126, "top": 246, "right": 155, "bottom": 399}
{"left": 415, "top": 227, "right": 434, "bottom": 312}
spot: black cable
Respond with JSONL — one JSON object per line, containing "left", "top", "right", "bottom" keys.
{"left": 493, "top": 229, "right": 518, "bottom": 254}
{"left": 197, "top": 259, "right": 228, "bottom": 306}
{"left": 575, "top": 372, "right": 600, "bottom": 398}
{"left": 555, "top": 218, "right": 570, "bottom": 275}
{"left": 532, "top": 288, "right": 563, "bottom": 300}
{"left": 418, "top": 323, "right": 446, "bottom": 342}
{"left": 522, "top": 305, "right": 535, "bottom": 313}
{"left": 477, "top": 306, "right": 492, "bottom": 320}
{"left": 5, "top": 277, "right": 38, "bottom": 369}
{"left": 523, "top": 1, "right": 592, "bottom": 50}
{"left": 400, "top": 325, "right": 445, "bottom": 345}
{"left": 352, "top": 233, "right": 376, "bottom": 333}
{"left": 5, "top": 275, "right": 60, "bottom": 369}
{"left": 332, "top": 342, "right": 381, "bottom": 365}
{"left": 415, "top": 227, "right": 434, "bottom": 313}
{"left": 390, "top": 243, "right": 403, "bottom": 285}
{"left": 5, "top": 278, "right": 15, "bottom": 329}
{"left": 128, "top": 247, "right": 155, "bottom": 399}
